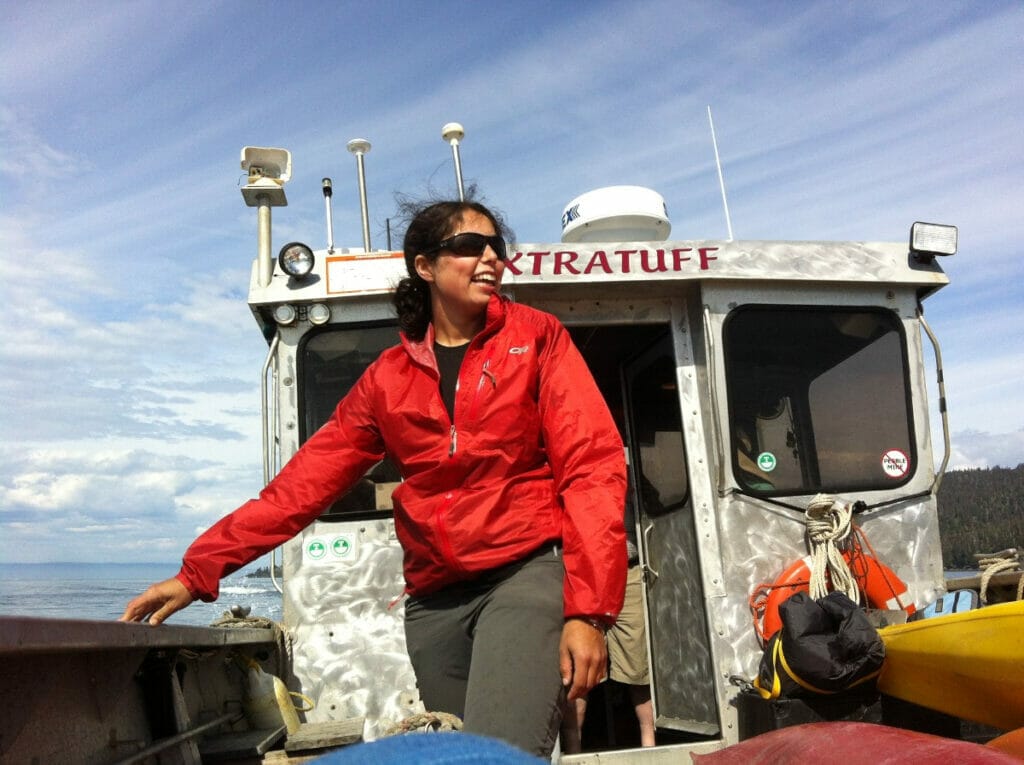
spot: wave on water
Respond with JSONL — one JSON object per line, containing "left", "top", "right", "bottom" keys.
{"left": 220, "top": 583, "right": 276, "bottom": 595}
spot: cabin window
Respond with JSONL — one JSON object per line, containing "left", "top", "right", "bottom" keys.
{"left": 299, "top": 323, "right": 402, "bottom": 517}
{"left": 627, "top": 348, "right": 689, "bottom": 512}
{"left": 723, "top": 306, "right": 915, "bottom": 495}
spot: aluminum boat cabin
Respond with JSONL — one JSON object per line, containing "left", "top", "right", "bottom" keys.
{"left": 240, "top": 129, "right": 960, "bottom": 760}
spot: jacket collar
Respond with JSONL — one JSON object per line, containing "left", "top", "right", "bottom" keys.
{"left": 401, "top": 293, "right": 509, "bottom": 370}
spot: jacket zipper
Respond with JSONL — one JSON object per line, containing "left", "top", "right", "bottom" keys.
{"left": 449, "top": 356, "right": 495, "bottom": 457}
{"left": 434, "top": 491, "right": 465, "bottom": 574}
{"left": 447, "top": 372, "right": 460, "bottom": 456}
{"left": 466, "top": 357, "right": 495, "bottom": 424}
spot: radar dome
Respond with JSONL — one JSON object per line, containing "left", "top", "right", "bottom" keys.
{"left": 560, "top": 186, "right": 671, "bottom": 243}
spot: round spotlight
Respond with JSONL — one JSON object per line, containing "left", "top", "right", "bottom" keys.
{"left": 278, "top": 242, "right": 315, "bottom": 278}
{"left": 273, "top": 304, "right": 297, "bottom": 326}
{"left": 308, "top": 303, "right": 331, "bottom": 325}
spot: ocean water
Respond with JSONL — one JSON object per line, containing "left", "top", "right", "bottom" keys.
{"left": 0, "top": 561, "right": 282, "bottom": 627}
{"left": 0, "top": 563, "right": 975, "bottom": 628}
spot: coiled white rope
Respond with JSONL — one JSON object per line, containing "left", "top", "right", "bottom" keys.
{"left": 976, "top": 548, "right": 1022, "bottom": 605}
{"left": 805, "top": 493, "right": 860, "bottom": 603}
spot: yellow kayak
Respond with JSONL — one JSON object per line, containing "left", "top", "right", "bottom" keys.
{"left": 877, "top": 600, "right": 1024, "bottom": 731}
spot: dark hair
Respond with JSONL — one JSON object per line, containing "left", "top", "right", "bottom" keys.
{"left": 392, "top": 199, "right": 510, "bottom": 340}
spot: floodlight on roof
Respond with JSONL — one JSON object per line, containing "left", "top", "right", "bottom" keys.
{"left": 910, "top": 222, "right": 958, "bottom": 260}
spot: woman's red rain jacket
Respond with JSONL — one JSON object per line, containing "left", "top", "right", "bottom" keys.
{"left": 176, "top": 295, "right": 627, "bottom": 623}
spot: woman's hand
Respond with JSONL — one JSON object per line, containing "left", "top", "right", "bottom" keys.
{"left": 119, "top": 577, "right": 194, "bottom": 626}
{"left": 559, "top": 618, "right": 608, "bottom": 701}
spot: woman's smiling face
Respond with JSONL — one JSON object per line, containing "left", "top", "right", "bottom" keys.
{"left": 415, "top": 209, "right": 506, "bottom": 336}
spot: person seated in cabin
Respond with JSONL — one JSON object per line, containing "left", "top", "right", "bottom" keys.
{"left": 120, "top": 199, "right": 627, "bottom": 759}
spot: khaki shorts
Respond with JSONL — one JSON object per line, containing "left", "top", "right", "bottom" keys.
{"left": 607, "top": 564, "right": 650, "bottom": 685}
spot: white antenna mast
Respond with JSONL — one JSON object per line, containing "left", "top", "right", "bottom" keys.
{"left": 347, "top": 138, "right": 373, "bottom": 252}
{"left": 707, "top": 106, "right": 734, "bottom": 242}
{"left": 442, "top": 122, "right": 466, "bottom": 201}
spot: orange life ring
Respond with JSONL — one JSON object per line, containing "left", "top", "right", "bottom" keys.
{"left": 751, "top": 549, "right": 916, "bottom": 644}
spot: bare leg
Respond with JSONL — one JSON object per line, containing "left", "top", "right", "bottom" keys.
{"left": 559, "top": 696, "right": 587, "bottom": 754}
{"left": 628, "top": 685, "right": 655, "bottom": 747}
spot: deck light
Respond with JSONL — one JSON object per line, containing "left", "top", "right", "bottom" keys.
{"left": 279, "top": 242, "right": 315, "bottom": 278}
{"left": 308, "top": 303, "right": 331, "bottom": 325}
{"left": 273, "top": 304, "right": 297, "bottom": 326}
{"left": 910, "top": 222, "right": 958, "bottom": 260}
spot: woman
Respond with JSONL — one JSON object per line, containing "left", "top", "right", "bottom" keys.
{"left": 121, "top": 200, "right": 627, "bottom": 756}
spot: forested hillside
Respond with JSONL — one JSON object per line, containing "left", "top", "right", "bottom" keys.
{"left": 937, "top": 464, "right": 1024, "bottom": 568}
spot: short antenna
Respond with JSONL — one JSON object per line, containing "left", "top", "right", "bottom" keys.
{"left": 707, "top": 106, "right": 734, "bottom": 242}
{"left": 322, "top": 178, "right": 335, "bottom": 253}
{"left": 441, "top": 122, "right": 466, "bottom": 201}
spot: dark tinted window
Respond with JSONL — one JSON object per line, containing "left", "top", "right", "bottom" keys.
{"left": 724, "top": 307, "right": 914, "bottom": 495}
{"left": 300, "top": 324, "right": 402, "bottom": 516}
{"left": 626, "top": 336, "right": 688, "bottom": 512}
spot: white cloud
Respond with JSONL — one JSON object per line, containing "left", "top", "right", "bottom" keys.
{"left": 0, "top": 445, "right": 261, "bottom": 563}
{"left": 948, "top": 428, "right": 1024, "bottom": 470}
{"left": 0, "top": 106, "right": 83, "bottom": 182}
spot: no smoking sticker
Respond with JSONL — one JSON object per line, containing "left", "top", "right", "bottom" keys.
{"left": 881, "top": 449, "right": 910, "bottom": 479}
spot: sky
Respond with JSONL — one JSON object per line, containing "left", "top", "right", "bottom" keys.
{"left": 1, "top": 1, "right": 1021, "bottom": 565}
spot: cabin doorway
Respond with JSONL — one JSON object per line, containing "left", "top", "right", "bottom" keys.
{"left": 622, "top": 329, "right": 718, "bottom": 736}
{"left": 567, "top": 324, "right": 719, "bottom": 747}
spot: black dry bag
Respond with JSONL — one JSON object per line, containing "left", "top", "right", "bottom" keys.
{"left": 754, "top": 591, "right": 885, "bottom": 700}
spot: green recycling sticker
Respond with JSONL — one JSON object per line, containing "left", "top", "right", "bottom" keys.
{"left": 757, "top": 452, "right": 777, "bottom": 473}
{"left": 305, "top": 533, "right": 356, "bottom": 563}
{"left": 332, "top": 536, "right": 353, "bottom": 558}
{"left": 307, "top": 540, "right": 327, "bottom": 559}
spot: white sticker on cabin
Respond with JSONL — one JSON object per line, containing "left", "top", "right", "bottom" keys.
{"left": 306, "top": 539, "right": 327, "bottom": 560}
{"left": 881, "top": 449, "right": 910, "bottom": 479}
{"left": 325, "top": 252, "right": 407, "bottom": 294}
{"left": 330, "top": 535, "right": 354, "bottom": 558}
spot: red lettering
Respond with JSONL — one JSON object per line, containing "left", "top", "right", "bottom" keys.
{"left": 672, "top": 248, "right": 693, "bottom": 270}
{"left": 553, "top": 251, "right": 581, "bottom": 275}
{"left": 641, "top": 249, "right": 669, "bottom": 273}
{"left": 506, "top": 251, "right": 526, "bottom": 276}
{"left": 615, "top": 249, "right": 637, "bottom": 273}
{"left": 510, "top": 246, "right": 717, "bottom": 276}
{"left": 583, "top": 250, "right": 613, "bottom": 274}
{"left": 526, "top": 251, "right": 550, "bottom": 275}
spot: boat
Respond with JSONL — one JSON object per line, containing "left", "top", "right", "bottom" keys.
{"left": 1, "top": 123, "right": 1020, "bottom": 763}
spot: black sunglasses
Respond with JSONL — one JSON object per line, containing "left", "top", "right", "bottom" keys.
{"left": 425, "top": 232, "right": 507, "bottom": 261}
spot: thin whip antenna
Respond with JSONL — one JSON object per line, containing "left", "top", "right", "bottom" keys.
{"left": 707, "top": 106, "right": 734, "bottom": 241}
{"left": 322, "top": 178, "right": 335, "bottom": 253}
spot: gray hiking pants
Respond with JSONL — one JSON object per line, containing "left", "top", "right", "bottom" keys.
{"left": 403, "top": 544, "right": 565, "bottom": 757}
